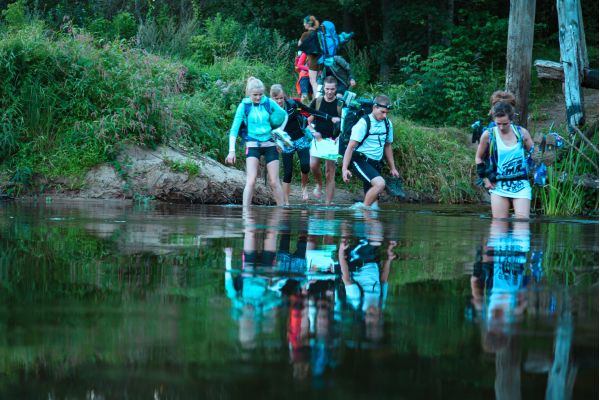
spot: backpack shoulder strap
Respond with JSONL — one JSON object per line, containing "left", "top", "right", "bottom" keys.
{"left": 263, "top": 99, "right": 272, "bottom": 114}
{"left": 357, "top": 115, "right": 371, "bottom": 147}
{"left": 243, "top": 102, "right": 252, "bottom": 124}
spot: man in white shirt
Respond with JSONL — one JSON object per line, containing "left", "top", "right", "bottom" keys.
{"left": 341, "top": 95, "right": 400, "bottom": 209}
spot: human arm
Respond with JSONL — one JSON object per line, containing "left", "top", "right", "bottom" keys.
{"left": 380, "top": 241, "right": 397, "bottom": 283}
{"left": 338, "top": 239, "right": 352, "bottom": 285}
{"left": 384, "top": 143, "right": 399, "bottom": 178}
{"left": 521, "top": 127, "right": 534, "bottom": 152}
{"left": 226, "top": 103, "right": 245, "bottom": 164}
{"left": 341, "top": 140, "right": 358, "bottom": 182}
{"left": 475, "top": 131, "right": 494, "bottom": 189}
{"left": 295, "top": 53, "right": 309, "bottom": 72}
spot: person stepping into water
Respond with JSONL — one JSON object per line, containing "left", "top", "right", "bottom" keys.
{"left": 341, "top": 95, "right": 400, "bottom": 210}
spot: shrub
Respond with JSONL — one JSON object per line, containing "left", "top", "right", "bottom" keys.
{"left": 1, "top": 0, "right": 27, "bottom": 28}
{"left": 396, "top": 49, "right": 487, "bottom": 126}
{"left": 0, "top": 25, "right": 187, "bottom": 177}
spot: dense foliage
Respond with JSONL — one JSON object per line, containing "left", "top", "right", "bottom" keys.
{"left": 0, "top": 0, "right": 598, "bottom": 210}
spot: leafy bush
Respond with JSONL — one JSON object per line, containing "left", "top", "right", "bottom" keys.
{"left": 1, "top": 0, "right": 26, "bottom": 28}
{"left": 136, "top": 17, "right": 198, "bottom": 57}
{"left": 189, "top": 14, "right": 292, "bottom": 66}
{"left": 0, "top": 25, "right": 187, "bottom": 177}
{"left": 396, "top": 49, "right": 490, "bottom": 126}
{"left": 391, "top": 117, "right": 478, "bottom": 203}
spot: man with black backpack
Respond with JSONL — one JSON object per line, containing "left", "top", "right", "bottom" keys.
{"left": 341, "top": 95, "right": 400, "bottom": 210}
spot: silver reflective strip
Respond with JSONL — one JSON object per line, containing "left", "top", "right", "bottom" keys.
{"left": 352, "top": 160, "right": 371, "bottom": 182}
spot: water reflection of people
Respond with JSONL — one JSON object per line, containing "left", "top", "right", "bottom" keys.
{"left": 470, "top": 220, "right": 533, "bottom": 400}
{"left": 282, "top": 210, "right": 341, "bottom": 381}
{"left": 339, "top": 236, "right": 397, "bottom": 343}
{"left": 224, "top": 209, "right": 283, "bottom": 350}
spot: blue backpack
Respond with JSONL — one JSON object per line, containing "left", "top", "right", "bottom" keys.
{"left": 238, "top": 101, "right": 272, "bottom": 142}
{"left": 318, "top": 21, "right": 340, "bottom": 65}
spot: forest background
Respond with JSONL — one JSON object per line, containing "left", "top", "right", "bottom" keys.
{"left": 0, "top": 0, "right": 598, "bottom": 214}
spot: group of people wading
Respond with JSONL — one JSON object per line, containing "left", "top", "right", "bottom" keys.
{"left": 226, "top": 15, "right": 538, "bottom": 219}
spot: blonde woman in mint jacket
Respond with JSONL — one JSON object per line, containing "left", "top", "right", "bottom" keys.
{"left": 226, "top": 77, "right": 287, "bottom": 207}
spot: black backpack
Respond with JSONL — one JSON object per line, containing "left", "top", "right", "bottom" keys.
{"left": 298, "top": 30, "right": 322, "bottom": 55}
{"left": 337, "top": 102, "right": 389, "bottom": 156}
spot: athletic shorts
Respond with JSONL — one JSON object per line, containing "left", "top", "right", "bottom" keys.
{"left": 307, "top": 54, "right": 323, "bottom": 71}
{"left": 246, "top": 145, "right": 279, "bottom": 164}
{"left": 299, "top": 77, "right": 312, "bottom": 95}
{"left": 351, "top": 152, "right": 383, "bottom": 184}
{"left": 243, "top": 250, "right": 276, "bottom": 269}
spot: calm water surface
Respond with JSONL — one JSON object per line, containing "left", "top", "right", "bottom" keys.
{"left": 0, "top": 200, "right": 597, "bottom": 399}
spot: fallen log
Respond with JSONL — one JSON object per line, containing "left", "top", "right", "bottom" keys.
{"left": 534, "top": 59, "right": 599, "bottom": 89}
{"left": 558, "top": 173, "right": 599, "bottom": 189}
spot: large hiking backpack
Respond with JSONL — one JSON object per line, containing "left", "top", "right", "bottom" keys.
{"left": 337, "top": 99, "right": 389, "bottom": 156}
{"left": 238, "top": 101, "right": 272, "bottom": 142}
{"left": 317, "top": 21, "right": 340, "bottom": 65}
{"left": 298, "top": 30, "right": 322, "bottom": 55}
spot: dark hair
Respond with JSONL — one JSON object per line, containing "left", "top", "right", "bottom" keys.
{"left": 303, "top": 15, "right": 319, "bottom": 29}
{"left": 489, "top": 90, "right": 515, "bottom": 116}
{"left": 323, "top": 76, "right": 337, "bottom": 86}
{"left": 374, "top": 95, "right": 391, "bottom": 108}
{"left": 491, "top": 101, "right": 514, "bottom": 120}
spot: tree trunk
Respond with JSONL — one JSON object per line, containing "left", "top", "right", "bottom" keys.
{"left": 557, "top": 0, "right": 586, "bottom": 130}
{"left": 379, "top": 0, "right": 392, "bottom": 81}
{"left": 441, "top": 0, "right": 454, "bottom": 47}
{"left": 343, "top": 9, "right": 352, "bottom": 32}
{"left": 505, "top": 0, "right": 536, "bottom": 128}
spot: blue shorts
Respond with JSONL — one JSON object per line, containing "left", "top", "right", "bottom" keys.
{"left": 299, "top": 77, "right": 312, "bottom": 95}
{"left": 246, "top": 145, "right": 279, "bottom": 164}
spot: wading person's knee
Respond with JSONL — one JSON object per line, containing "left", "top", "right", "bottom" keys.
{"left": 371, "top": 177, "right": 386, "bottom": 193}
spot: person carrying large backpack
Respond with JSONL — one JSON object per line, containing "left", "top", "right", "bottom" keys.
{"left": 323, "top": 55, "right": 356, "bottom": 96}
{"left": 295, "top": 51, "right": 312, "bottom": 103}
{"left": 341, "top": 95, "right": 399, "bottom": 210}
{"left": 226, "top": 77, "right": 287, "bottom": 207}
{"left": 297, "top": 16, "right": 322, "bottom": 99}
{"left": 475, "top": 101, "right": 534, "bottom": 219}
{"left": 270, "top": 84, "right": 312, "bottom": 205}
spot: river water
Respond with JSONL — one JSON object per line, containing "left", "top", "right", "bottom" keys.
{"left": 0, "top": 200, "right": 597, "bottom": 399}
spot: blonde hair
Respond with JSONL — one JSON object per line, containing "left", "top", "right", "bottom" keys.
{"left": 269, "top": 84, "right": 285, "bottom": 98}
{"left": 245, "top": 77, "right": 265, "bottom": 96}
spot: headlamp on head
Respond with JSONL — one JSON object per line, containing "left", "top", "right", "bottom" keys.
{"left": 374, "top": 102, "right": 392, "bottom": 110}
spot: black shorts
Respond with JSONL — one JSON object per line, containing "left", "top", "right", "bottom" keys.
{"left": 351, "top": 152, "right": 383, "bottom": 185}
{"left": 243, "top": 250, "right": 276, "bottom": 269}
{"left": 246, "top": 145, "right": 279, "bottom": 164}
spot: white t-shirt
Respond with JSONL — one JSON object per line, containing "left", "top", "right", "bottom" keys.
{"left": 350, "top": 114, "right": 394, "bottom": 161}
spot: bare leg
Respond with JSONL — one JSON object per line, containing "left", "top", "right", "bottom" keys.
{"left": 282, "top": 182, "right": 291, "bottom": 206}
{"left": 512, "top": 198, "right": 531, "bottom": 220}
{"left": 301, "top": 173, "right": 309, "bottom": 201}
{"left": 243, "top": 157, "right": 259, "bottom": 207}
{"left": 490, "top": 193, "right": 511, "bottom": 219}
{"left": 324, "top": 160, "right": 336, "bottom": 205}
{"left": 266, "top": 159, "right": 284, "bottom": 206}
{"left": 310, "top": 156, "right": 322, "bottom": 199}
{"left": 309, "top": 69, "right": 319, "bottom": 97}
{"left": 364, "top": 177, "right": 386, "bottom": 207}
